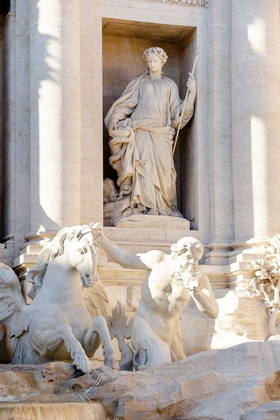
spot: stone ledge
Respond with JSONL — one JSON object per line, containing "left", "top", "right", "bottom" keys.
{"left": 13, "top": 254, "right": 253, "bottom": 288}
{"left": 115, "top": 214, "right": 190, "bottom": 229}
{"left": 0, "top": 403, "right": 106, "bottom": 420}
{"left": 104, "top": 226, "right": 199, "bottom": 243}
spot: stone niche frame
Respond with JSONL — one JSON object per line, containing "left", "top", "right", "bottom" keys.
{"left": 102, "top": 18, "right": 198, "bottom": 228}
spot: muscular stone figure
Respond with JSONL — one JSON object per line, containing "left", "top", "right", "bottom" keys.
{"left": 99, "top": 227, "right": 219, "bottom": 368}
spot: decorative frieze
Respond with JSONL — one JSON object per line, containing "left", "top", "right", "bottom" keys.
{"left": 148, "top": 0, "right": 208, "bottom": 6}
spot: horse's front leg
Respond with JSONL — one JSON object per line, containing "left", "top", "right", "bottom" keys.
{"left": 0, "top": 325, "right": 5, "bottom": 342}
{"left": 30, "top": 324, "right": 91, "bottom": 373}
{"left": 84, "top": 316, "right": 118, "bottom": 370}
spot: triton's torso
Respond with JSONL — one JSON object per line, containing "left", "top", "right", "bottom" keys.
{"left": 140, "top": 257, "right": 190, "bottom": 318}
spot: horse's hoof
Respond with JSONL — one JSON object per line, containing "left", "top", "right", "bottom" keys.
{"left": 105, "top": 356, "right": 119, "bottom": 370}
{"left": 76, "top": 357, "right": 92, "bottom": 374}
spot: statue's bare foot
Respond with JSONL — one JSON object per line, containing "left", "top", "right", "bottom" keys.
{"left": 137, "top": 204, "right": 148, "bottom": 214}
{"left": 132, "top": 207, "right": 142, "bottom": 215}
{"left": 148, "top": 208, "right": 158, "bottom": 215}
{"left": 170, "top": 207, "right": 183, "bottom": 217}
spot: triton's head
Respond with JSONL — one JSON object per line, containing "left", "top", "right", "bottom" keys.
{"left": 171, "top": 236, "right": 204, "bottom": 264}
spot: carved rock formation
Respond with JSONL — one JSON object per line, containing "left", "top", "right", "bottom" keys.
{"left": 1, "top": 341, "right": 280, "bottom": 420}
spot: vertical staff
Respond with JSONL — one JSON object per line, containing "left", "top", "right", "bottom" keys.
{"left": 172, "top": 48, "right": 200, "bottom": 156}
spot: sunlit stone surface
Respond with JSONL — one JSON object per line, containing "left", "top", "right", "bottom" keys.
{"left": 1, "top": 0, "right": 280, "bottom": 418}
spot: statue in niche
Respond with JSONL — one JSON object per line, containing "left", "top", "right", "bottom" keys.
{"left": 104, "top": 47, "right": 196, "bottom": 224}
{"left": 99, "top": 224, "right": 219, "bottom": 368}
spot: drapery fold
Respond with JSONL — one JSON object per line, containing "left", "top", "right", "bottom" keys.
{"left": 105, "top": 72, "right": 194, "bottom": 215}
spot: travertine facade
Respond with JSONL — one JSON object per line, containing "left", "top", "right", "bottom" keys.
{"left": 2, "top": 1, "right": 280, "bottom": 418}
{"left": 1, "top": 0, "right": 280, "bottom": 371}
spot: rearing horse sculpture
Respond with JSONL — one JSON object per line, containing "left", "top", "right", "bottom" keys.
{"left": 0, "top": 223, "right": 118, "bottom": 373}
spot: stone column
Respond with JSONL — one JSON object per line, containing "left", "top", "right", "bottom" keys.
{"left": 29, "top": 0, "right": 81, "bottom": 238}
{"left": 205, "top": 0, "right": 234, "bottom": 264}
{"left": 231, "top": 0, "right": 280, "bottom": 248}
{"left": 80, "top": 6, "right": 103, "bottom": 225}
{"left": 0, "top": 24, "right": 4, "bottom": 240}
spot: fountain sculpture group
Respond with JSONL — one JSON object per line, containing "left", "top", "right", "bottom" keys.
{"left": 0, "top": 223, "right": 218, "bottom": 372}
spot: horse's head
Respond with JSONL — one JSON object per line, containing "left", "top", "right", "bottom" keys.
{"left": 27, "top": 223, "right": 102, "bottom": 298}
{"left": 66, "top": 223, "right": 101, "bottom": 287}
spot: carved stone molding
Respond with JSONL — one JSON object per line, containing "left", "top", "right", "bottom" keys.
{"left": 148, "top": 0, "right": 208, "bottom": 6}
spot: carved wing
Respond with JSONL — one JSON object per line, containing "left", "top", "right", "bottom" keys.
{"left": 82, "top": 279, "right": 111, "bottom": 319}
{"left": 0, "top": 263, "right": 28, "bottom": 336}
{"left": 107, "top": 301, "right": 134, "bottom": 371}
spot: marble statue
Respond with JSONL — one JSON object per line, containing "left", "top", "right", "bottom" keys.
{"left": 105, "top": 46, "right": 196, "bottom": 219}
{"left": 0, "top": 224, "right": 118, "bottom": 373}
{"left": 247, "top": 234, "right": 280, "bottom": 337}
{"left": 98, "top": 224, "right": 219, "bottom": 368}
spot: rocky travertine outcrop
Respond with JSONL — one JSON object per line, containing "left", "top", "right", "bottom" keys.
{"left": 89, "top": 340, "right": 280, "bottom": 419}
{"left": 1, "top": 341, "right": 280, "bottom": 419}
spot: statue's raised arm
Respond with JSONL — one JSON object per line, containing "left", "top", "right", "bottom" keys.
{"left": 97, "top": 223, "right": 152, "bottom": 270}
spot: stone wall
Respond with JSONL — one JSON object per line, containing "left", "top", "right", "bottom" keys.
{"left": 1, "top": 0, "right": 280, "bottom": 367}
{"left": 0, "top": 19, "right": 4, "bottom": 241}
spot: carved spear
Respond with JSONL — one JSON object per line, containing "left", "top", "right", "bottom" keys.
{"left": 172, "top": 48, "right": 200, "bottom": 156}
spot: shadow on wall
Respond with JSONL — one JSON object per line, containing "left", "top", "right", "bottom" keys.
{"left": 0, "top": 21, "right": 4, "bottom": 241}
{"left": 2, "top": 0, "right": 63, "bottom": 252}
{"left": 0, "top": 0, "right": 10, "bottom": 241}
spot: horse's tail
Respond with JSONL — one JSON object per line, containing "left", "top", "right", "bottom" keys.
{"left": 26, "top": 247, "right": 52, "bottom": 299}
{"left": 107, "top": 301, "right": 134, "bottom": 371}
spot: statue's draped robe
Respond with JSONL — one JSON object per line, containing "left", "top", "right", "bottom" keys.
{"left": 105, "top": 73, "right": 194, "bottom": 215}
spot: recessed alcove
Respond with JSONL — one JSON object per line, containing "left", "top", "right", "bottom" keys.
{"left": 102, "top": 18, "right": 197, "bottom": 227}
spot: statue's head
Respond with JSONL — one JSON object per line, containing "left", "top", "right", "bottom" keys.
{"left": 27, "top": 223, "right": 102, "bottom": 299}
{"left": 171, "top": 237, "right": 204, "bottom": 267}
{"left": 143, "top": 47, "right": 168, "bottom": 72}
{"left": 64, "top": 224, "right": 101, "bottom": 285}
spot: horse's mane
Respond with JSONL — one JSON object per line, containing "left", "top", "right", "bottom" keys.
{"left": 27, "top": 224, "right": 99, "bottom": 300}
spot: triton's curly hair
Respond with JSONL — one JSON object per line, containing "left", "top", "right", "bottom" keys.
{"left": 171, "top": 237, "right": 204, "bottom": 262}
{"left": 143, "top": 47, "right": 168, "bottom": 64}
{"left": 171, "top": 237, "right": 204, "bottom": 284}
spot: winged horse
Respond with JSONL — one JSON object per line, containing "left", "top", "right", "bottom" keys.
{"left": 0, "top": 223, "right": 118, "bottom": 373}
